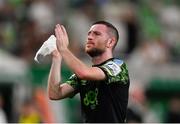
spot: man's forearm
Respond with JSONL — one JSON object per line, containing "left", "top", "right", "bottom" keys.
{"left": 48, "top": 54, "right": 62, "bottom": 100}
{"left": 61, "top": 48, "right": 89, "bottom": 79}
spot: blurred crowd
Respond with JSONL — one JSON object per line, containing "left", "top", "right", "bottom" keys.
{"left": 0, "top": 0, "right": 180, "bottom": 123}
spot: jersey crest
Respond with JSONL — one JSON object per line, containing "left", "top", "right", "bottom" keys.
{"left": 104, "top": 61, "right": 121, "bottom": 76}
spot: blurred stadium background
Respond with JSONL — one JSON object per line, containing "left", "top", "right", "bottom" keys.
{"left": 0, "top": 0, "right": 180, "bottom": 123}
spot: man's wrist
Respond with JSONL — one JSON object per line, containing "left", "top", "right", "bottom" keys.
{"left": 52, "top": 50, "right": 62, "bottom": 61}
{"left": 58, "top": 47, "right": 69, "bottom": 53}
{"left": 59, "top": 47, "right": 69, "bottom": 57}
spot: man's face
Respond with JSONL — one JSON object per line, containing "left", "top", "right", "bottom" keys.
{"left": 85, "top": 24, "right": 110, "bottom": 57}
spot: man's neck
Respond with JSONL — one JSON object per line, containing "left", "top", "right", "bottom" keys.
{"left": 92, "top": 52, "right": 113, "bottom": 65}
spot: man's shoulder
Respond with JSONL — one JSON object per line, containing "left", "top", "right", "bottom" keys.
{"left": 100, "top": 58, "right": 124, "bottom": 76}
{"left": 103, "top": 58, "right": 124, "bottom": 67}
{"left": 112, "top": 58, "right": 124, "bottom": 65}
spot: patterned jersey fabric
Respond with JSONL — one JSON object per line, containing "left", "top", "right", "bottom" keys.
{"left": 66, "top": 58, "right": 130, "bottom": 123}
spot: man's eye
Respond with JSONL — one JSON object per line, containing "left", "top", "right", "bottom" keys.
{"left": 88, "top": 32, "right": 91, "bottom": 35}
{"left": 94, "top": 32, "right": 100, "bottom": 35}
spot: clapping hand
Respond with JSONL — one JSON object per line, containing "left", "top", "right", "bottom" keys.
{"left": 55, "top": 24, "right": 69, "bottom": 53}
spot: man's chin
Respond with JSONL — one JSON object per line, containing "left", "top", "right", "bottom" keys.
{"left": 85, "top": 48, "right": 92, "bottom": 54}
{"left": 86, "top": 48, "right": 104, "bottom": 57}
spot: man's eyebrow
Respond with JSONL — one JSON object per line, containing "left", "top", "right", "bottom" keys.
{"left": 88, "top": 30, "right": 101, "bottom": 35}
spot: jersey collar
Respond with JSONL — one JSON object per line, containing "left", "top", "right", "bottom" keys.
{"left": 92, "top": 58, "right": 114, "bottom": 67}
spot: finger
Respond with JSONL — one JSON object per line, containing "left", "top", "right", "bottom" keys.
{"left": 61, "top": 25, "right": 68, "bottom": 42}
{"left": 55, "top": 24, "right": 62, "bottom": 39}
{"left": 56, "top": 24, "right": 61, "bottom": 29}
{"left": 57, "top": 24, "right": 64, "bottom": 37}
{"left": 61, "top": 25, "right": 68, "bottom": 36}
{"left": 55, "top": 28, "right": 61, "bottom": 40}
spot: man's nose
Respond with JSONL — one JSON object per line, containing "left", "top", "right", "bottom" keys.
{"left": 88, "top": 37, "right": 93, "bottom": 41}
{"left": 87, "top": 34, "right": 93, "bottom": 40}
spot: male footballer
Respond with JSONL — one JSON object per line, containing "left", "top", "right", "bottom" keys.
{"left": 47, "top": 21, "right": 130, "bottom": 123}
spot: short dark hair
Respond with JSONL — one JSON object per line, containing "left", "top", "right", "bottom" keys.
{"left": 92, "top": 21, "right": 119, "bottom": 48}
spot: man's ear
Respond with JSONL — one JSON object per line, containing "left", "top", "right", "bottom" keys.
{"left": 107, "top": 38, "right": 115, "bottom": 48}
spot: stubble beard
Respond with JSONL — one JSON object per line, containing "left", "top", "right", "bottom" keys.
{"left": 86, "top": 48, "right": 105, "bottom": 57}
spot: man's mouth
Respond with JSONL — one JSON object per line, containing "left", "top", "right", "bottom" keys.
{"left": 86, "top": 43, "right": 94, "bottom": 47}
{"left": 86, "top": 41, "right": 94, "bottom": 45}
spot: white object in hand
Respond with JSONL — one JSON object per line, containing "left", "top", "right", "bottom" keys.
{"left": 34, "top": 35, "right": 57, "bottom": 63}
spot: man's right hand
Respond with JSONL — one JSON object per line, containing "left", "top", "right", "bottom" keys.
{"left": 51, "top": 50, "right": 62, "bottom": 61}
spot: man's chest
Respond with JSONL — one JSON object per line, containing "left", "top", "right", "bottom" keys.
{"left": 79, "top": 80, "right": 103, "bottom": 110}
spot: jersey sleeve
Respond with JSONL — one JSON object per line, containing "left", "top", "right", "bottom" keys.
{"left": 66, "top": 74, "right": 80, "bottom": 95}
{"left": 98, "top": 60, "right": 129, "bottom": 85}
